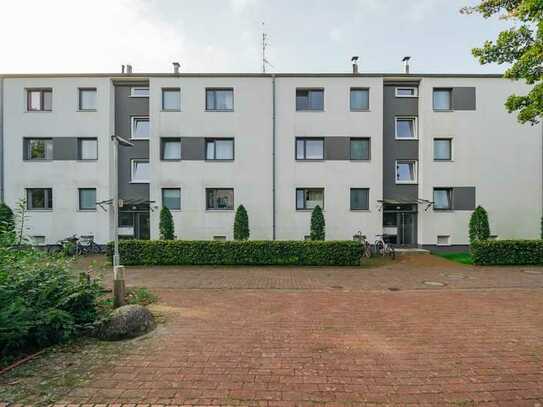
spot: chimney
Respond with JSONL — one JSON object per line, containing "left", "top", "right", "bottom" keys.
{"left": 351, "top": 56, "right": 359, "bottom": 75}
{"left": 402, "top": 56, "right": 411, "bottom": 74}
{"left": 126, "top": 64, "right": 133, "bottom": 74}
{"left": 172, "top": 62, "right": 180, "bottom": 74}
{"left": 121, "top": 65, "right": 125, "bottom": 74}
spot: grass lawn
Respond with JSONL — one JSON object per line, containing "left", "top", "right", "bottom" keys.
{"left": 434, "top": 251, "right": 473, "bottom": 265}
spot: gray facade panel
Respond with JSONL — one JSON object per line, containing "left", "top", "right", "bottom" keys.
{"left": 383, "top": 84, "right": 419, "bottom": 203}
{"left": 115, "top": 84, "right": 149, "bottom": 202}
{"left": 324, "top": 136, "right": 350, "bottom": 160}
{"left": 452, "top": 186, "right": 476, "bottom": 210}
{"left": 452, "top": 87, "right": 476, "bottom": 111}
{"left": 181, "top": 137, "right": 206, "bottom": 160}
{"left": 52, "top": 137, "right": 78, "bottom": 160}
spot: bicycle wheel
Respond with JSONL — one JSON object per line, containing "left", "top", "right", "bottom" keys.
{"left": 375, "top": 241, "right": 384, "bottom": 256}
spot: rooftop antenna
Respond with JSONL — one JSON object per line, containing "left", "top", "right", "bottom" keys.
{"left": 402, "top": 56, "right": 411, "bottom": 74}
{"left": 261, "top": 22, "right": 273, "bottom": 73}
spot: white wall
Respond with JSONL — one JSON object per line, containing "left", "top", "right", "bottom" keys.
{"left": 418, "top": 77, "right": 542, "bottom": 245}
{"left": 3, "top": 77, "right": 113, "bottom": 244}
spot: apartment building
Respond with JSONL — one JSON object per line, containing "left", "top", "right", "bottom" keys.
{"left": 0, "top": 68, "right": 540, "bottom": 250}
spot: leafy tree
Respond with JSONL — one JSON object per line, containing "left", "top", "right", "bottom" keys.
{"left": 233, "top": 205, "right": 250, "bottom": 240}
{"left": 159, "top": 207, "right": 175, "bottom": 240}
{"left": 469, "top": 205, "right": 491, "bottom": 244}
{"left": 0, "top": 203, "right": 15, "bottom": 245}
{"left": 14, "top": 199, "right": 29, "bottom": 246}
{"left": 310, "top": 205, "right": 325, "bottom": 241}
{"left": 461, "top": 0, "right": 543, "bottom": 124}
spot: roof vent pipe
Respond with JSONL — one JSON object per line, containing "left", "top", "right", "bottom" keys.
{"left": 121, "top": 65, "right": 125, "bottom": 74}
{"left": 126, "top": 64, "right": 133, "bottom": 74}
{"left": 351, "top": 56, "right": 359, "bottom": 74}
{"left": 402, "top": 56, "right": 411, "bottom": 74}
{"left": 172, "top": 62, "right": 180, "bottom": 74}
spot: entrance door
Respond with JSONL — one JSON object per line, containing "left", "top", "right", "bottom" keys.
{"left": 135, "top": 212, "right": 150, "bottom": 240}
{"left": 383, "top": 204, "right": 417, "bottom": 247}
{"left": 398, "top": 212, "right": 416, "bottom": 246}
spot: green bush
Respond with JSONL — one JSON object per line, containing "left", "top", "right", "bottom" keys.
{"left": 108, "top": 240, "right": 362, "bottom": 266}
{"left": 310, "top": 205, "right": 325, "bottom": 241}
{"left": 0, "top": 203, "right": 14, "bottom": 236}
{"left": 469, "top": 206, "right": 490, "bottom": 244}
{"left": 159, "top": 207, "right": 175, "bottom": 240}
{"left": 233, "top": 205, "right": 250, "bottom": 240}
{"left": 471, "top": 240, "right": 543, "bottom": 265}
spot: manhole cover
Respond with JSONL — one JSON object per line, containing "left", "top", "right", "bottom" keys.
{"left": 422, "top": 281, "right": 446, "bottom": 287}
{"left": 330, "top": 285, "right": 343, "bottom": 289}
{"left": 523, "top": 270, "right": 543, "bottom": 275}
{"left": 388, "top": 287, "right": 400, "bottom": 291}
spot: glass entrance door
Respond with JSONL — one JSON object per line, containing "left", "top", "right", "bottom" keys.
{"left": 398, "top": 212, "right": 416, "bottom": 246}
{"left": 383, "top": 204, "right": 417, "bottom": 247}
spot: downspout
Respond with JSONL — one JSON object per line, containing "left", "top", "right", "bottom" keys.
{"left": 272, "top": 74, "right": 276, "bottom": 240}
{"left": 0, "top": 77, "right": 4, "bottom": 202}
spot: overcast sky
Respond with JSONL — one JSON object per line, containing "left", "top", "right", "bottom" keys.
{"left": 0, "top": 0, "right": 514, "bottom": 74}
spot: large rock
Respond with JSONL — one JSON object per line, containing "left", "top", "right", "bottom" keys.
{"left": 95, "top": 304, "right": 156, "bottom": 341}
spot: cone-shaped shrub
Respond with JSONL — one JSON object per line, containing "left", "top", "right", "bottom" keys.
{"left": 469, "top": 205, "right": 490, "bottom": 244}
{"left": 159, "top": 207, "right": 175, "bottom": 240}
{"left": 0, "top": 202, "right": 15, "bottom": 236}
{"left": 310, "top": 205, "right": 325, "bottom": 241}
{"left": 233, "top": 204, "right": 250, "bottom": 240}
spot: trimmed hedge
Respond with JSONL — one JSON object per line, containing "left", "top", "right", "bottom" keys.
{"left": 108, "top": 240, "right": 362, "bottom": 266}
{"left": 471, "top": 240, "right": 543, "bottom": 265}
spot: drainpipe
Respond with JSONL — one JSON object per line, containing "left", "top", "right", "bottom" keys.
{"left": 272, "top": 74, "right": 276, "bottom": 240}
{"left": 0, "top": 77, "right": 4, "bottom": 202}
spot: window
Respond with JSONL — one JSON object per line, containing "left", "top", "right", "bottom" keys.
{"left": 79, "top": 188, "right": 97, "bottom": 210}
{"left": 27, "top": 88, "right": 52, "bottom": 111}
{"left": 395, "top": 160, "right": 418, "bottom": 184}
{"left": 78, "top": 88, "right": 97, "bottom": 110}
{"left": 437, "top": 235, "right": 450, "bottom": 246}
{"left": 395, "top": 117, "right": 417, "bottom": 139}
{"left": 433, "top": 188, "right": 452, "bottom": 210}
{"left": 350, "top": 138, "right": 370, "bottom": 160}
{"left": 130, "top": 87, "right": 149, "bottom": 97}
{"left": 31, "top": 235, "right": 46, "bottom": 245}
{"left": 162, "top": 88, "right": 181, "bottom": 111}
{"left": 206, "top": 139, "right": 234, "bottom": 160}
{"left": 395, "top": 87, "right": 418, "bottom": 97}
{"left": 78, "top": 138, "right": 98, "bottom": 160}
{"left": 131, "top": 116, "right": 150, "bottom": 140}
{"left": 162, "top": 188, "right": 181, "bottom": 210}
{"left": 296, "top": 138, "right": 324, "bottom": 160}
{"left": 206, "top": 88, "right": 234, "bottom": 111}
{"left": 350, "top": 188, "right": 369, "bottom": 210}
{"left": 296, "top": 188, "right": 324, "bottom": 210}
{"left": 161, "top": 138, "right": 181, "bottom": 160}
{"left": 26, "top": 188, "right": 53, "bottom": 210}
{"left": 296, "top": 89, "right": 324, "bottom": 111}
{"left": 433, "top": 88, "right": 452, "bottom": 111}
{"left": 434, "top": 138, "right": 452, "bottom": 161}
{"left": 206, "top": 188, "right": 234, "bottom": 210}
{"left": 213, "top": 235, "right": 227, "bottom": 241}
{"left": 350, "top": 88, "right": 369, "bottom": 111}
{"left": 25, "top": 138, "right": 53, "bottom": 160}
{"left": 131, "top": 160, "right": 150, "bottom": 183}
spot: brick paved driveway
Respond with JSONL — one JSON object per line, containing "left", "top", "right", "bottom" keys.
{"left": 7, "top": 255, "right": 543, "bottom": 406}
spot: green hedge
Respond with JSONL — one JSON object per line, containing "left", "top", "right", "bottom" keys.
{"left": 471, "top": 240, "right": 543, "bottom": 265}
{"left": 108, "top": 240, "right": 362, "bottom": 266}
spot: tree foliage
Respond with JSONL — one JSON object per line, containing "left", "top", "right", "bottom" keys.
{"left": 233, "top": 205, "right": 250, "bottom": 240}
{"left": 310, "top": 205, "right": 325, "bottom": 241}
{"left": 462, "top": 0, "right": 543, "bottom": 124}
{"left": 469, "top": 205, "right": 491, "bottom": 244}
{"left": 159, "top": 207, "right": 175, "bottom": 240}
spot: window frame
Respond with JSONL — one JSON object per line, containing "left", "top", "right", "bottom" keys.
{"left": 350, "top": 188, "right": 370, "bottom": 211}
{"left": 395, "top": 159, "right": 418, "bottom": 184}
{"left": 349, "top": 88, "right": 370, "bottom": 111}
{"left": 433, "top": 188, "right": 453, "bottom": 210}
{"left": 433, "top": 88, "right": 453, "bottom": 111}
{"left": 394, "top": 116, "right": 418, "bottom": 140}
{"left": 162, "top": 188, "right": 182, "bottom": 211}
{"left": 349, "top": 138, "right": 371, "bottom": 161}
{"left": 395, "top": 87, "right": 418, "bottom": 98}
{"left": 78, "top": 138, "right": 98, "bottom": 160}
{"left": 26, "top": 188, "right": 53, "bottom": 210}
{"left": 25, "top": 138, "right": 53, "bottom": 161}
{"left": 433, "top": 138, "right": 453, "bottom": 161}
{"left": 161, "top": 88, "right": 181, "bottom": 111}
{"left": 130, "top": 116, "right": 150, "bottom": 140}
{"left": 160, "top": 138, "right": 182, "bottom": 161}
{"left": 295, "top": 137, "right": 325, "bottom": 161}
{"left": 78, "top": 188, "right": 97, "bottom": 211}
{"left": 295, "top": 187, "right": 325, "bottom": 210}
{"left": 130, "top": 87, "right": 150, "bottom": 98}
{"left": 78, "top": 87, "right": 97, "bottom": 111}
{"left": 205, "top": 88, "right": 234, "bottom": 112}
{"left": 296, "top": 88, "right": 325, "bottom": 111}
{"left": 205, "top": 138, "right": 235, "bottom": 161}
{"left": 205, "top": 188, "right": 235, "bottom": 210}
{"left": 26, "top": 88, "right": 52, "bottom": 112}
{"left": 130, "top": 159, "right": 150, "bottom": 184}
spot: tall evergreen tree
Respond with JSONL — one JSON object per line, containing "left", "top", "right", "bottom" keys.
{"left": 233, "top": 205, "right": 250, "bottom": 240}
{"left": 159, "top": 207, "right": 175, "bottom": 240}
{"left": 310, "top": 205, "right": 325, "bottom": 241}
{"left": 469, "top": 205, "right": 490, "bottom": 244}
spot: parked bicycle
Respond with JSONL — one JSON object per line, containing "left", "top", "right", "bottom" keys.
{"left": 374, "top": 234, "right": 395, "bottom": 259}
{"left": 47, "top": 234, "right": 102, "bottom": 256}
{"left": 354, "top": 230, "right": 372, "bottom": 258}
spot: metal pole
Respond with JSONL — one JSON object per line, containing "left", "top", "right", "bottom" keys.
{"left": 111, "top": 135, "right": 125, "bottom": 308}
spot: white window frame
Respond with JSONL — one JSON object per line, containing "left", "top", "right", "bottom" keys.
{"left": 395, "top": 160, "right": 418, "bottom": 184}
{"left": 131, "top": 116, "right": 150, "bottom": 140}
{"left": 394, "top": 117, "right": 418, "bottom": 140}
{"left": 130, "top": 159, "right": 150, "bottom": 184}
{"left": 395, "top": 87, "right": 418, "bottom": 98}
{"left": 433, "top": 138, "right": 453, "bottom": 161}
{"left": 437, "top": 235, "right": 451, "bottom": 246}
{"left": 433, "top": 88, "right": 453, "bottom": 111}
{"left": 130, "top": 87, "right": 149, "bottom": 98}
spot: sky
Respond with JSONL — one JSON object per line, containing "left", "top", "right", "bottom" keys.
{"left": 0, "top": 0, "right": 515, "bottom": 74}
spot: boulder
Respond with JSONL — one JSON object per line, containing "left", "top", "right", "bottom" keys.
{"left": 95, "top": 304, "right": 156, "bottom": 341}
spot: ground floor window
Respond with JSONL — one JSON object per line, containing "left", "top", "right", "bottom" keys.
{"left": 296, "top": 188, "right": 324, "bottom": 210}
{"left": 26, "top": 188, "right": 53, "bottom": 210}
{"left": 433, "top": 188, "right": 452, "bottom": 210}
{"left": 162, "top": 188, "right": 181, "bottom": 210}
{"left": 350, "top": 188, "right": 369, "bottom": 210}
{"left": 206, "top": 188, "right": 234, "bottom": 210}
{"left": 79, "top": 188, "right": 96, "bottom": 210}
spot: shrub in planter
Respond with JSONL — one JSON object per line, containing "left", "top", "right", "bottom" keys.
{"left": 471, "top": 240, "right": 543, "bottom": 265}
{"left": 159, "top": 207, "right": 175, "bottom": 240}
{"left": 310, "top": 205, "right": 325, "bottom": 241}
{"left": 469, "top": 205, "right": 490, "bottom": 244}
{"left": 233, "top": 205, "right": 250, "bottom": 240}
